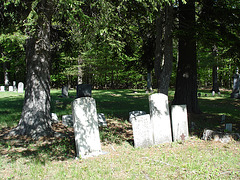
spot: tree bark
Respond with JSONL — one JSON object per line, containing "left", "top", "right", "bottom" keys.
{"left": 8, "top": 0, "right": 55, "bottom": 139}
{"left": 158, "top": 4, "right": 173, "bottom": 95}
{"left": 172, "top": 0, "right": 201, "bottom": 113}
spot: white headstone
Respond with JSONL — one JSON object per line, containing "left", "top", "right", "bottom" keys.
{"left": 149, "top": 93, "right": 172, "bottom": 144}
{"left": 62, "top": 86, "right": 69, "bottom": 97}
{"left": 98, "top": 113, "right": 107, "bottom": 127}
{"left": 0, "top": 86, "right": 5, "bottom": 92}
{"left": 62, "top": 115, "right": 73, "bottom": 127}
{"left": 18, "top": 82, "right": 24, "bottom": 93}
{"left": 171, "top": 105, "right": 189, "bottom": 141}
{"left": 51, "top": 113, "right": 59, "bottom": 124}
{"left": 9, "top": 86, "right": 13, "bottom": 92}
{"left": 225, "top": 123, "right": 232, "bottom": 132}
{"left": 132, "top": 114, "right": 154, "bottom": 148}
{"left": 72, "top": 97, "right": 102, "bottom": 158}
{"left": 129, "top": 111, "right": 146, "bottom": 123}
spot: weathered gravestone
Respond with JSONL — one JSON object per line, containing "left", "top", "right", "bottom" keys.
{"left": 171, "top": 105, "right": 189, "bottom": 142}
{"left": 132, "top": 114, "right": 154, "bottom": 148}
{"left": 230, "top": 72, "right": 240, "bottom": 99}
{"left": 18, "top": 82, "right": 24, "bottom": 93}
{"left": 72, "top": 97, "right": 102, "bottom": 158}
{"left": 76, "top": 84, "right": 92, "bottom": 98}
{"left": 62, "top": 115, "right": 73, "bottom": 127}
{"left": 98, "top": 113, "right": 107, "bottom": 127}
{"left": 225, "top": 123, "right": 232, "bottom": 132}
{"left": 149, "top": 93, "right": 172, "bottom": 145}
{"left": 129, "top": 111, "right": 146, "bottom": 123}
{"left": 8, "top": 86, "right": 13, "bottom": 92}
{"left": 62, "top": 86, "right": 69, "bottom": 97}
{"left": 0, "top": 86, "right": 5, "bottom": 92}
{"left": 13, "top": 81, "right": 17, "bottom": 91}
{"left": 51, "top": 113, "right": 59, "bottom": 124}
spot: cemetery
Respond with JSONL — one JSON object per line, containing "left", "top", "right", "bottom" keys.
{"left": 0, "top": 0, "right": 240, "bottom": 179}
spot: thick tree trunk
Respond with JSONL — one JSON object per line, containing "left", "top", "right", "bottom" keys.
{"left": 8, "top": 0, "right": 54, "bottom": 139}
{"left": 172, "top": 0, "right": 201, "bottom": 113}
{"left": 154, "top": 8, "right": 164, "bottom": 93}
{"left": 158, "top": 4, "right": 173, "bottom": 95}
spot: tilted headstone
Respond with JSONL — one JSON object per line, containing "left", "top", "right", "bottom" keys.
{"left": 62, "top": 115, "right": 73, "bottom": 127}
{"left": 129, "top": 111, "right": 146, "bottom": 123}
{"left": 13, "top": 81, "right": 17, "bottom": 91}
{"left": 132, "top": 114, "right": 154, "bottom": 148}
{"left": 0, "top": 86, "right": 5, "bottom": 92}
{"left": 98, "top": 113, "right": 107, "bottom": 127}
{"left": 149, "top": 93, "right": 172, "bottom": 145}
{"left": 72, "top": 97, "right": 102, "bottom": 158}
{"left": 76, "top": 84, "right": 92, "bottom": 98}
{"left": 8, "top": 86, "right": 13, "bottom": 92}
{"left": 171, "top": 105, "right": 189, "bottom": 142}
{"left": 62, "top": 86, "right": 69, "bottom": 97}
{"left": 18, "top": 82, "right": 24, "bottom": 93}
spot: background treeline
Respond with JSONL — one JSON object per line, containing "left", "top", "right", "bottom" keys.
{"left": 0, "top": 0, "right": 239, "bottom": 89}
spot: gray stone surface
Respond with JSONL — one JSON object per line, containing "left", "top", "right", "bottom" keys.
{"left": 72, "top": 97, "right": 102, "bottom": 158}
{"left": 129, "top": 111, "right": 146, "bottom": 123}
{"left": 18, "top": 82, "right": 24, "bottom": 93}
{"left": 98, "top": 113, "right": 107, "bottom": 127}
{"left": 171, "top": 105, "right": 189, "bottom": 141}
{"left": 149, "top": 93, "right": 172, "bottom": 145}
{"left": 225, "top": 123, "right": 232, "bottom": 132}
{"left": 132, "top": 114, "right": 153, "bottom": 148}
{"left": 8, "top": 86, "right": 13, "bottom": 92}
{"left": 62, "top": 115, "right": 73, "bottom": 127}
{"left": 231, "top": 73, "right": 240, "bottom": 98}
{"left": 62, "top": 86, "right": 69, "bottom": 97}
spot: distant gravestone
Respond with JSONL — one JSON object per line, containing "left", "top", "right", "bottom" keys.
{"left": 8, "top": 86, "right": 13, "bottom": 92}
{"left": 18, "top": 82, "right": 24, "bottom": 93}
{"left": 149, "top": 93, "right": 172, "bottom": 145}
{"left": 98, "top": 113, "right": 107, "bottom": 127}
{"left": 212, "top": 91, "right": 215, "bottom": 96}
{"left": 231, "top": 73, "right": 240, "bottom": 99}
{"left": 129, "top": 111, "right": 146, "bottom": 123}
{"left": 225, "top": 123, "right": 232, "bottom": 132}
{"left": 132, "top": 114, "right": 154, "bottom": 148}
{"left": 171, "top": 105, "right": 189, "bottom": 142}
{"left": 72, "top": 97, "right": 102, "bottom": 158}
{"left": 51, "top": 113, "right": 59, "bottom": 124}
{"left": 0, "top": 86, "right": 5, "bottom": 92}
{"left": 62, "top": 86, "right": 69, "bottom": 97}
{"left": 76, "top": 84, "right": 92, "bottom": 98}
{"left": 13, "top": 81, "right": 17, "bottom": 91}
{"left": 62, "top": 115, "right": 73, "bottom": 127}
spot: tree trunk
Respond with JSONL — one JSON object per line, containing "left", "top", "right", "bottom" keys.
{"left": 8, "top": 0, "right": 54, "bottom": 139}
{"left": 172, "top": 0, "right": 201, "bottom": 113}
{"left": 158, "top": 4, "right": 173, "bottom": 96}
{"left": 154, "top": 7, "right": 164, "bottom": 93}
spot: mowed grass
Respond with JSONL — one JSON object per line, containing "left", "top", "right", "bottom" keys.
{"left": 0, "top": 89, "right": 240, "bottom": 179}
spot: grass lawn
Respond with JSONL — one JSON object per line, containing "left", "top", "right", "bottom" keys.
{"left": 0, "top": 88, "right": 239, "bottom": 179}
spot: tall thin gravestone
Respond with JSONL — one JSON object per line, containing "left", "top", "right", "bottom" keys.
{"left": 231, "top": 71, "right": 240, "bottom": 99}
{"left": 72, "top": 97, "right": 102, "bottom": 158}
{"left": 13, "top": 81, "right": 17, "bottom": 91}
{"left": 18, "top": 82, "right": 24, "bottom": 93}
{"left": 132, "top": 114, "right": 154, "bottom": 148}
{"left": 62, "top": 86, "right": 69, "bottom": 97}
{"left": 171, "top": 105, "right": 189, "bottom": 141}
{"left": 149, "top": 93, "right": 172, "bottom": 145}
